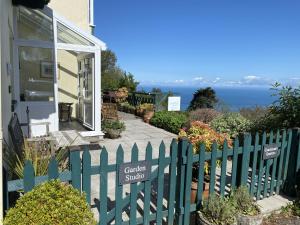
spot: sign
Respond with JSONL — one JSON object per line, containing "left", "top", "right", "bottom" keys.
{"left": 168, "top": 96, "right": 181, "bottom": 111}
{"left": 119, "top": 161, "right": 151, "bottom": 185}
{"left": 263, "top": 144, "right": 279, "bottom": 160}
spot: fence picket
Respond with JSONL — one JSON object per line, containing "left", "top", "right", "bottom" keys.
{"left": 209, "top": 142, "right": 217, "bottom": 196}
{"left": 115, "top": 145, "right": 124, "bottom": 225}
{"left": 256, "top": 132, "right": 267, "bottom": 200}
{"left": 100, "top": 148, "right": 108, "bottom": 225}
{"left": 220, "top": 140, "right": 228, "bottom": 197}
{"left": 263, "top": 131, "right": 274, "bottom": 198}
{"left": 48, "top": 157, "right": 59, "bottom": 180}
{"left": 276, "top": 130, "right": 287, "bottom": 194}
{"left": 283, "top": 130, "right": 293, "bottom": 181}
{"left": 231, "top": 138, "right": 239, "bottom": 189}
{"left": 183, "top": 144, "right": 193, "bottom": 225}
{"left": 70, "top": 150, "right": 81, "bottom": 191}
{"left": 82, "top": 147, "right": 91, "bottom": 204}
{"left": 156, "top": 141, "right": 166, "bottom": 225}
{"left": 270, "top": 130, "right": 280, "bottom": 195}
{"left": 24, "top": 160, "right": 35, "bottom": 193}
{"left": 129, "top": 144, "right": 139, "bottom": 225}
{"left": 250, "top": 133, "right": 259, "bottom": 196}
{"left": 167, "top": 139, "right": 178, "bottom": 225}
{"left": 143, "top": 142, "right": 153, "bottom": 225}
{"left": 196, "top": 143, "right": 206, "bottom": 208}
{"left": 241, "top": 134, "right": 252, "bottom": 186}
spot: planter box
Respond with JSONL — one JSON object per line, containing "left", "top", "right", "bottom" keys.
{"left": 237, "top": 214, "right": 263, "bottom": 225}
{"left": 105, "top": 129, "right": 122, "bottom": 139}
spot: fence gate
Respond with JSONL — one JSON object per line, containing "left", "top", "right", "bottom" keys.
{"left": 6, "top": 129, "right": 300, "bottom": 225}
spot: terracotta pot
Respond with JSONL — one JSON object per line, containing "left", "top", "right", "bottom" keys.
{"left": 190, "top": 181, "right": 210, "bottom": 204}
{"left": 237, "top": 214, "right": 263, "bottom": 225}
{"left": 143, "top": 111, "right": 154, "bottom": 123}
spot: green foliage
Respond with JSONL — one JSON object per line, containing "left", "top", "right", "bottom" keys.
{"left": 201, "top": 194, "right": 236, "bottom": 225}
{"left": 188, "top": 108, "right": 221, "bottom": 124}
{"left": 210, "top": 113, "right": 251, "bottom": 138}
{"left": 119, "top": 101, "right": 136, "bottom": 113}
{"left": 239, "top": 106, "right": 268, "bottom": 122}
{"left": 252, "top": 84, "right": 300, "bottom": 131}
{"left": 102, "top": 119, "right": 126, "bottom": 131}
{"left": 4, "top": 180, "right": 96, "bottom": 225}
{"left": 101, "top": 50, "right": 117, "bottom": 73}
{"left": 101, "top": 50, "right": 139, "bottom": 91}
{"left": 4, "top": 139, "right": 68, "bottom": 179}
{"left": 150, "top": 111, "right": 188, "bottom": 134}
{"left": 119, "top": 73, "right": 139, "bottom": 92}
{"left": 229, "top": 186, "right": 260, "bottom": 216}
{"left": 188, "top": 87, "right": 218, "bottom": 110}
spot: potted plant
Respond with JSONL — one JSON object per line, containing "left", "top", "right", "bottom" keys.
{"left": 12, "top": 0, "right": 50, "bottom": 9}
{"left": 142, "top": 104, "right": 154, "bottom": 123}
{"left": 198, "top": 194, "right": 237, "bottom": 225}
{"left": 229, "top": 186, "right": 262, "bottom": 225}
{"left": 102, "top": 119, "right": 125, "bottom": 139}
{"left": 178, "top": 121, "right": 232, "bottom": 203}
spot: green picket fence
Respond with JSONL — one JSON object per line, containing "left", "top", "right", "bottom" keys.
{"left": 5, "top": 129, "right": 300, "bottom": 225}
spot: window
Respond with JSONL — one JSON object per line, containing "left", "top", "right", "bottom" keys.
{"left": 17, "top": 7, "right": 53, "bottom": 42}
{"left": 19, "top": 46, "right": 54, "bottom": 102}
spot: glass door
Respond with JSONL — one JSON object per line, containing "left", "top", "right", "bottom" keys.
{"left": 78, "top": 54, "right": 94, "bottom": 130}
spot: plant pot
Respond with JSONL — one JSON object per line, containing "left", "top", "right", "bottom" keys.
{"left": 197, "top": 212, "right": 237, "bottom": 225}
{"left": 190, "top": 181, "right": 210, "bottom": 204}
{"left": 236, "top": 214, "right": 263, "bottom": 225}
{"left": 143, "top": 111, "right": 154, "bottom": 123}
{"left": 12, "top": 0, "right": 49, "bottom": 9}
{"left": 105, "top": 128, "right": 122, "bottom": 139}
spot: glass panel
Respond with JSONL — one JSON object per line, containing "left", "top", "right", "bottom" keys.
{"left": 19, "top": 46, "right": 54, "bottom": 102}
{"left": 57, "top": 22, "right": 95, "bottom": 46}
{"left": 17, "top": 7, "right": 53, "bottom": 41}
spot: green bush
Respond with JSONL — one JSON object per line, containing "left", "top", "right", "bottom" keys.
{"left": 102, "top": 119, "right": 125, "bottom": 131}
{"left": 188, "top": 108, "right": 221, "bottom": 124}
{"left": 239, "top": 106, "right": 268, "bottom": 122}
{"left": 201, "top": 194, "right": 236, "bottom": 225}
{"left": 150, "top": 111, "right": 188, "bottom": 134}
{"left": 229, "top": 186, "right": 260, "bottom": 216}
{"left": 4, "top": 180, "right": 96, "bottom": 225}
{"left": 210, "top": 113, "right": 251, "bottom": 138}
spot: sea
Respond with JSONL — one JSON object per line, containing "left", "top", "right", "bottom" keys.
{"left": 138, "top": 86, "right": 276, "bottom": 111}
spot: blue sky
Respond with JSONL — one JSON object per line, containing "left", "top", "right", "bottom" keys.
{"left": 94, "top": 0, "right": 300, "bottom": 87}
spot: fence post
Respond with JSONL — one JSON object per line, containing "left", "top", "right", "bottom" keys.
{"left": 283, "top": 127, "right": 300, "bottom": 196}
{"left": 175, "top": 139, "right": 188, "bottom": 225}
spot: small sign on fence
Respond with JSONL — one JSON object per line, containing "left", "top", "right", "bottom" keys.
{"left": 119, "top": 161, "right": 151, "bottom": 185}
{"left": 263, "top": 144, "right": 279, "bottom": 160}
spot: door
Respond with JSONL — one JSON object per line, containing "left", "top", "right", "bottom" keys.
{"left": 78, "top": 54, "right": 94, "bottom": 130}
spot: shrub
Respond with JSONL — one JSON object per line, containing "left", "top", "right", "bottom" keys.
{"left": 150, "top": 111, "right": 188, "bottom": 134}
{"left": 201, "top": 194, "right": 236, "bottom": 225}
{"left": 239, "top": 106, "right": 268, "bottom": 122}
{"left": 188, "top": 87, "right": 218, "bottom": 110}
{"left": 4, "top": 180, "right": 96, "bottom": 225}
{"left": 102, "top": 119, "right": 125, "bottom": 131}
{"left": 229, "top": 186, "right": 260, "bottom": 216}
{"left": 188, "top": 108, "right": 221, "bottom": 124}
{"left": 118, "top": 102, "right": 136, "bottom": 113}
{"left": 114, "top": 87, "right": 128, "bottom": 103}
{"left": 210, "top": 113, "right": 251, "bottom": 138}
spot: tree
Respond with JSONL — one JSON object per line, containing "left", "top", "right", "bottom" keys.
{"left": 188, "top": 87, "right": 218, "bottom": 110}
{"left": 101, "top": 67, "right": 124, "bottom": 91}
{"left": 119, "top": 72, "right": 139, "bottom": 92}
{"left": 101, "top": 50, "right": 117, "bottom": 73}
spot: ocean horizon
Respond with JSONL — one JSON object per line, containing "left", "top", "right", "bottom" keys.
{"left": 138, "top": 85, "right": 276, "bottom": 111}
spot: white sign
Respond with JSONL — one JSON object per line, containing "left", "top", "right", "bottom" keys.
{"left": 168, "top": 96, "right": 181, "bottom": 111}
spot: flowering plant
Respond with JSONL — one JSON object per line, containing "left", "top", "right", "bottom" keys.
{"left": 179, "top": 121, "right": 232, "bottom": 174}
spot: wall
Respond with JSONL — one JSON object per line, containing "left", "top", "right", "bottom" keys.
{"left": 57, "top": 50, "right": 79, "bottom": 118}
{"left": 49, "top": 0, "right": 91, "bottom": 33}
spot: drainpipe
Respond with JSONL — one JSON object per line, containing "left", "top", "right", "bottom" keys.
{"left": 89, "top": 0, "right": 95, "bottom": 34}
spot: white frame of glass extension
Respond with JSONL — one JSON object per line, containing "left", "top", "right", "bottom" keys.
{"left": 12, "top": 6, "right": 106, "bottom": 137}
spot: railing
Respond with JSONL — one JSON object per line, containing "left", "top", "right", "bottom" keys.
{"left": 5, "top": 129, "right": 300, "bottom": 225}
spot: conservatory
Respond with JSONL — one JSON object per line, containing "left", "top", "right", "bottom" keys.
{"left": 12, "top": 6, "right": 106, "bottom": 137}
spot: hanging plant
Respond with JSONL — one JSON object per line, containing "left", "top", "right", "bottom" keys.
{"left": 12, "top": 0, "right": 50, "bottom": 9}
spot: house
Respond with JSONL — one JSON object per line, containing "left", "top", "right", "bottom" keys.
{"left": 0, "top": 0, "right": 106, "bottom": 218}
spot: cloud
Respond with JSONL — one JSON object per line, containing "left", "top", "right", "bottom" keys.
{"left": 193, "top": 76, "right": 204, "bottom": 81}
{"left": 174, "top": 79, "right": 184, "bottom": 83}
{"left": 213, "top": 77, "right": 221, "bottom": 83}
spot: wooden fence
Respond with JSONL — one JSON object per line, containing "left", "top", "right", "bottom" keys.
{"left": 5, "top": 129, "right": 300, "bottom": 225}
